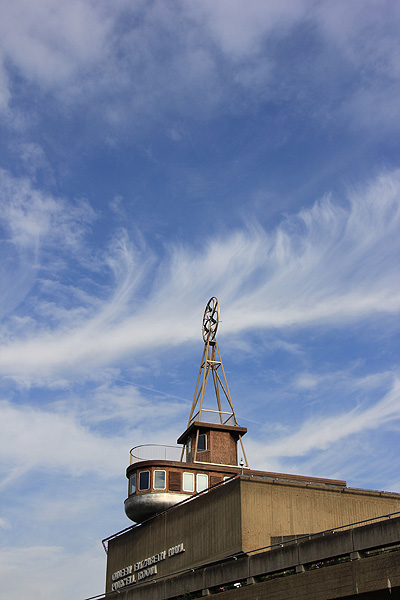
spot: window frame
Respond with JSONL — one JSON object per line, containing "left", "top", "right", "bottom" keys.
{"left": 196, "top": 473, "right": 208, "bottom": 492}
{"left": 129, "top": 472, "right": 137, "bottom": 495}
{"left": 138, "top": 470, "right": 150, "bottom": 491}
{"left": 153, "top": 469, "right": 166, "bottom": 490}
{"left": 182, "top": 472, "right": 195, "bottom": 493}
{"left": 197, "top": 433, "right": 207, "bottom": 452}
{"left": 186, "top": 437, "right": 192, "bottom": 461}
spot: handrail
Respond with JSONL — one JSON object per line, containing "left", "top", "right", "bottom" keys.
{"left": 129, "top": 444, "right": 184, "bottom": 464}
{"left": 189, "top": 409, "right": 235, "bottom": 425}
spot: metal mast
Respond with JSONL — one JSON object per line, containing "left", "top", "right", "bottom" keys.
{"left": 184, "top": 297, "right": 248, "bottom": 466}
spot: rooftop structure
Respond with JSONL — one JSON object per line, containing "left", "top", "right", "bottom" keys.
{"left": 125, "top": 297, "right": 251, "bottom": 523}
{"left": 98, "top": 298, "right": 400, "bottom": 600}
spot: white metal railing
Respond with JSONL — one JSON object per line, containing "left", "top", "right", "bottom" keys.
{"left": 129, "top": 444, "right": 184, "bottom": 465}
{"left": 189, "top": 409, "right": 235, "bottom": 426}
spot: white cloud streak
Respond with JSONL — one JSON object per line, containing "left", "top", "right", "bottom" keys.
{"left": 0, "top": 380, "right": 186, "bottom": 489}
{"left": 0, "top": 400, "right": 124, "bottom": 486}
{"left": 0, "top": 169, "right": 96, "bottom": 253}
{"left": 0, "top": 545, "right": 105, "bottom": 600}
{"left": 245, "top": 374, "right": 400, "bottom": 485}
{"left": 275, "top": 377, "right": 400, "bottom": 457}
{"left": 0, "top": 168, "right": 399, "bottom": 384}
{"left": 1, "top": 1, "right": 399, "bottom": 131}
{"left": 0, "top": 169, "right": 97, "bottom": 320}
{"left": 0, "top": 0, "right": 110, "bottom": 89}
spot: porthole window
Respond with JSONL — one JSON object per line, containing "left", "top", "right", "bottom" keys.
{"left": 129, "top": 473, "right": 136, "bottom": 494}
{"left": 183, "top": 472, "right": 194, "bottom": 492}
{"left": 196, "top": 473, "right": 208, "bottom": 492}
{"left": 138, "top": 470, "right": 150, "bottom": 491}
{"left": 197, "top": 434, "right": 207, "bottom": 451}
{"left": 153, "top": 470, "right": 166, "bottom": 490}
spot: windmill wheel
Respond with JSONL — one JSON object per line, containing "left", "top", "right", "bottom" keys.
{"left": 202, "top": 297, "right": 219, "bottom": 342}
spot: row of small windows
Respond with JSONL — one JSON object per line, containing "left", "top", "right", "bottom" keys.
{"left": 129, "top": 471, "right": 209, "bottom": 495}
{"left": 183, "top": 472, "right": 208, "bottom": 493}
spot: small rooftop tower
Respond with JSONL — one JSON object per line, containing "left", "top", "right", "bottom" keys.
{"left": 177, "top": 297, "right": 248, "bottom": 468}
{"left": 124, "top": 297, "right": 247, "bottom": 523}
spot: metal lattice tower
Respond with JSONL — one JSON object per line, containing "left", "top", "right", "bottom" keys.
{"left": 184, "top": 297, "right": 248, "bottom": 466}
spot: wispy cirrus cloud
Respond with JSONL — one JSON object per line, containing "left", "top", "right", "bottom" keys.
{"left": 0, "top": 169, "right": 96, "bottom": 254}
{"left": 0, "top": 399, "right": 124, "bottom": 487}
{"left": 1, "top": 1, "right": 399, "bottom": 135}
{"left": 246, "top": 374, "right": 400, "bottom": 483}
{"left": 0, "top": 5, "right": 398, "bottom": 600}
{"left": 1, "top": 168, "right": 399, "bottom": 384}
{"left": 0, "top": 544, "right": 105, "bottom": 600}
{"left": 0, "top": 378, "right": 186, "bottom": 488}
{"left": 0, "top": 0, "right": 110, "bottom": 90}
{"left": 0, "top": 169, "right": 97, "bottom": 320}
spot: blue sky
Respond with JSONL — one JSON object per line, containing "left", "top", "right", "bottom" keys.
{"left": 1, "top": 1, "right": 400, "bottom": 598}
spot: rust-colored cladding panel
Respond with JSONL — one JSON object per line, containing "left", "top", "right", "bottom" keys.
{"left": 208, "top": 429, "right": 238, "bottom": 465}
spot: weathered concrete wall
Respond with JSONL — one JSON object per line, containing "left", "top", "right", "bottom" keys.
{"left": 105, "top": 475, "right": 400, "bottom": 594}
{"left": 103, "top": 515, "right": 400, "bottom": 600}
{"left": 204, "top": 552, "right": 400, "bottom": 600}
{"left": 106, "top": 479, "right": 242, "bottom": 592}
{"left": 240, "top": 476, "right": 400, "bottom": 551}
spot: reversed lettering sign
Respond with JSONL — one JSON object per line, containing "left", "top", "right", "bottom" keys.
{"left": 111, "top": 542, "right": 186, "bottom": 588}
{"left": 134, "top": 550, "right": 166, "bottom": 571}
{"left": 112, "top": 574, "right": 135, "bottom": 591}
{"left": 168, "top": 543, "right": 185, "bottom": 557}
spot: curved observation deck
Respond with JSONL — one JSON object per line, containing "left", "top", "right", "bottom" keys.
{"left": 125, "top": 444, "right": 191, "bottom": 523}
{"left": 124, "top": 441, "right": 244, "bottom": 523}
